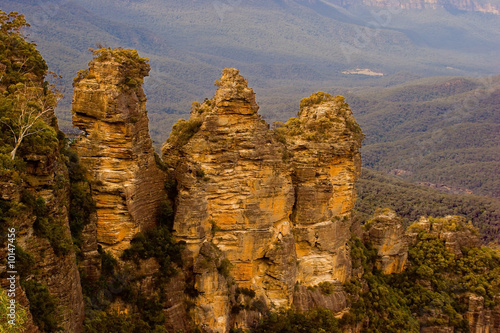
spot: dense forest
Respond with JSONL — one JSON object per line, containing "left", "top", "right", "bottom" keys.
{"left": 355, "top": 168, "right": 500, "bottom": 244}
{"left": 349, "top": 76, "right": 500, "bottom": 199}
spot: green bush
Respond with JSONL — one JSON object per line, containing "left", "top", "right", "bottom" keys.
{"left": 21, "top": 280, "right": 60, "bottom": 332}
{"left": 121, "top": 225, "right": 184, "bottom": 279}
{"left": 217, "top": 258, "right": 233, "bottom": 278}
{"left": 0, "top": 287, "right": 28, "bottom": 332}
{"left": 16, "top": 245, "right": 36, "bottom": 278}
{"left": 299, "top": 92, "right": 333, "bottom": 111}
{"left": 22, "top": 191, "right": 72, "bottom": 256}
{"left": 84, "top": 310, "right": 168, "bottom": 333}
{"left": 342, "top": 236, "right": 419, "bottom": 332}
{"left": 68, "top": 182, "right": 95, "bottom": 246}
{"left": 318, "top": 282, "right": 336, "bottom": 295}
{"left": 166, "top": 118, "right": 202, "bottom": 149}
{"left": 158, "top": 199, "right": 174, "bottom": 230}
{"left": 61, "top": 145, "right": 96, "bottom": 251}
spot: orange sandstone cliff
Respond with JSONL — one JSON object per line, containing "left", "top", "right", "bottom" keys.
{"left": 71, "top": 48, "right": 166, "bottom": 256}
{"left": 162, "top": 68, "right": 363, "bottom": 331}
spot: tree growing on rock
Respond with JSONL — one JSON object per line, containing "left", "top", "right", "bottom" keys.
{"left": 1, "top": 82, "right": 61, "bottom": 159}
{"left": 0, "top": 11, "right": 60, "bottom": 160}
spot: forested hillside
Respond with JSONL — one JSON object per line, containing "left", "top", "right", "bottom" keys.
{"left": 355, "top": 168, "right": 500, "bottom": 244}
{"left": 348, "top": 76, "right": 500, "bottom": 198}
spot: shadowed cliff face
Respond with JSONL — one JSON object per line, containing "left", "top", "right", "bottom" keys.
{"left": 71, "top": 48, "right": 166, "bottom": 255}
{"left": 0, "top": 139, "right": 85, "bottom": 333}
{"left": 162, "top": 68, "right": 363, "bottom": 332}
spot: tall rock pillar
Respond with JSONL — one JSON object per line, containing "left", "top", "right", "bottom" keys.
{"left": 163, "top": 68, "right": 297, "bottom": 331}
{"left": 279, "top": 92, "right": 364, "bottom": 285}
{"left": 72, "top": 48, "right": 166, "bottom": 255}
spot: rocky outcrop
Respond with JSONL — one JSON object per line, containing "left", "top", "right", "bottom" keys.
{"left": 364, "top": 208, "right": 408, "bottom": 274}
{"left": 0, "top": 147, "right": 84, "bottom": 332}
{"left": 293, "top": 283, "right": 348, "bottom": 313}
{"left": 466, "top": 295, "right": 500, "bottom": 333}
{"left": 407, "top": 215, "right": 480, "bottom": 257}
{"left": 282, "top": 92, "right": 363, "bottom": 286}
{"left": 163, "top": 68, "right": 297, "bottom": 331}
{"left": 162, "top": 69, "right": 363, "bottom": 332}
{"left": 72, "top": 48, "right": 166, "bottom": 256}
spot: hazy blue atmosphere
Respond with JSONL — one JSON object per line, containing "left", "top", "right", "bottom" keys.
{"left": 1, "top": 0, "right": 499, "bottom": 138}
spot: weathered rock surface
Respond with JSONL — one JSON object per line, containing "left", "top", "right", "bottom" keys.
{"left": 0, "top": 148, "right": 84, "bottom": 332}
{"left": 163, "top": 68, "right": 297, "bottom": 331}
{"left": 466, "top": 294, "right": 500, "bottom": 333}
{"left": 163, "top": 69, "right": 363, "bottom": 332}
{"left": 407, "top": 215, "right": 480, "bottom": 257}
{"left": 364, "top": 209, "right": 408, "bottom": 274}
{"left": 293, "top": 283, "right": 347, "bottom": 314}
{"left": 72, "top": 48, "right": 166, "bottom": 255}
{"left": 282, "top": 93, "right": 363, "bottom": 285}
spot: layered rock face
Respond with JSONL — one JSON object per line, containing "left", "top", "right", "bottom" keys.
{"left": 466, "top": 295, "right": 500, "bottom": 333}
{"left": 163, "top": 69, "right": 363, "bottom": 332}
{"left": 364, "top": 209, "right": 408, "bottom": 274}
{"left": 72, "top": 48, "right": 166, "bottom": 255}
{"left": 283, "top": 93, "right": 363, "bottom": 286}
{"left": 0, "top": 145, "right": 84, "bottom": 332}
{"left": 163, "top": 69, "right": 297, "bottom": 331}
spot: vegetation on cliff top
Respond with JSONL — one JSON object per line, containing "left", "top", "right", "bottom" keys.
{"left": 73, "top": 47, "right": 150, "bottom": 90}
{"left": 355, "top": 168, "right": 500, "bottom": 244}
{"left": 165, "top": 117, "right": 203, "bottom": 149}
{"left": 341, "top": 217, "right": 500, "bottom": 332}
{"left": 274, "top": 93, "right": 363, "bottom": 144}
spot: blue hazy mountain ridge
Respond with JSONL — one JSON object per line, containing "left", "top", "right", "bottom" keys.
{"left": 0, "top": 0, "right": 498, "bottom": 200}
{"left": 1, "top": 0, "right": 499, "bottom": 119}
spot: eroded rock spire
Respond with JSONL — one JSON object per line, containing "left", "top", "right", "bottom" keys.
{"left": 162, "top": 69, "right": 363, "bottom": 331}
{"left": 71, "top": 48, "right": 166, "bottom": 255}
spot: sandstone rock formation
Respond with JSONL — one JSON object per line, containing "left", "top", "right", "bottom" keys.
{"left": 72, "top": 48, "right": 166, "bottom": 255}
{"left": 364, "top": 208, "right": 408, "bottom": 274}
{"left": 466, "top": 295, "right": 500, "bottom": 333}
{"left": 0, "top": 145, "right": 84, "bottom": 332}
{"left": 162, "top": 69, "right": 363, "bottom": 332}
{"left": 281, "top": 92, "right": 363, "bottom": 285}
{"left": 407, "top": 215, "right": 480, "bottom": 257}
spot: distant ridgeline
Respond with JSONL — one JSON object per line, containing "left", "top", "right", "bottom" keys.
{"left": 1, "top": 11, "right": 500, "bottom": 333}
{"left": 350, "top": 75, "right": 500, "bottom": 200}
{"left": 327, "top": 0, "right": 500, "bottom": 15}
